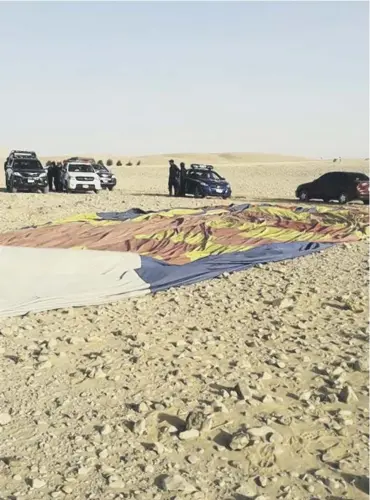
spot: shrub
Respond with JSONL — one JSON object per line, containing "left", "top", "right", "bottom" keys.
{"left": 106, "top": 159, "right": 113, "bottom": 166}
{"left": 116, "top": 160, "right": 122, "bottom": 166}
{"left": 126, "top": 161, "right": 133, "bottom": 166}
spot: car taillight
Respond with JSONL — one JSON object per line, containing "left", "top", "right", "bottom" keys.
{"left": 357, "top": 182, "right": 369, "bottom": 193}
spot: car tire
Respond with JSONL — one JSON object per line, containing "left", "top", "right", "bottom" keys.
{"left": 222, "top": 195, "right": 230, "bottom": 200}
{"left": 298, "top": 189, "right": 309, "bottom": 202}
{"left": 11, "top": 184, "right": 17, "bottom": 193}
{"left": 194, "top": 186, "right": 205, "bottom": 199}
{"left": 42, "top": 186, "right": 49, "bottom": 194}
{"left": 363, "top": 199, "right": 369, "bottom": 205}
{"left": 338, "top": 192, "right": 349, "bottom": 204}
{"left": 94, "top": 189, "right": 99, "bottom": 194}
{"left": 108, "top": 186, "right": 114, "bottom": 191}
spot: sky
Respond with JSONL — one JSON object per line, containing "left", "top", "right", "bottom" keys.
{"left": 0, "top": 1, "right": 368, "bottom": 158}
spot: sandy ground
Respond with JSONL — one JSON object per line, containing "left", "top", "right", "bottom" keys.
{"left": 0, "top": 157, "right": 368, "bottom": 500}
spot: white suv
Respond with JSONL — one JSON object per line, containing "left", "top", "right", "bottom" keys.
{"left": 62, "top": 162, "right": 102, "bottom": 193}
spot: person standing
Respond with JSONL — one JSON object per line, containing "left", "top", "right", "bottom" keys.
{"left": 47, "top": 162, "right": 55, "bottom": 191}
{"left": 168, "top": 159, "right": 180, "bottom": 196}
{"left": 179, "top": 162, "right": 187, "bottom": 196}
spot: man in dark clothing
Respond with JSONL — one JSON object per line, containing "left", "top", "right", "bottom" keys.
{"left": 179, "top": 162, "right": 187, "bottom": 196}
{"left": 47, "top": 162, "right": 55, "bottom": 191}
{"left": 54, "top": 162, "right": 62, "bottom": 192}
{"left": 168, "top": 159, "right": 180, "bottom": 196}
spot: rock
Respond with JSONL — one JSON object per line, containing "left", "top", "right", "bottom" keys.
{"left": 299, "top": 391, "right": 312, "bottom": 402}
{"left": 260, "top": 372, "right": 272, "bottom": 381}
{"left": 186, "top": 454, "right": 199, "bottom": 464}
{"left": 159, "top": 474, "right": 196, "bottom": 493}
{"left": 108, "top": 476, "right": 125, "bottom": 489}
{"left": 137, "top": 402, "right": 149, "bottom": 413}
{"left": 229, "top": 429, "right": 251, "bottom": 450}
{"left": 0, "top": 412, "right": 12, "bottom": 426}
{"left": 31, "top": 478, "right": 46, "bottom": 489}
{"left": 236, "top": 481, "right": 257, "bottom": 498}
{"left": 152, "top": 442, "right": 165, "bottom": 454}
{"left": 353, "top": 359, "right": 365, "bottom": 372}
{"left": 257, "top": 475, "right": 268, "bottom": 487}
{"left": 234, "top": 381, "right": 252, "bottom": 400}
{"left": 179, "top": 429, "right": 200, "bottom": 441}
{"left": 273, "top": 297, "right": 294, "bottom": 309}
{"left": 247, "top": 425, "right": 276, "bottom": 438}
{"left": 133, "top": 419, "right": 146, "bottom": 436}
{"left": 185, "top": 410, "right": 208, "bottom": 431}
{"left": 339, "top": 385, "right": 359, "bottom": 404}
{"left": 261, "top": 394, "right": 274, "bottom": 404}
{"left": 101, "top": 424, "right": 112, "bottom": 435}
{"left": 98, "top": 449, "right": 109, "bottom": 459}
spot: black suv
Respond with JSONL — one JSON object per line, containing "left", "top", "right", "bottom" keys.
{"left": 295, "top": 171, "right": 369, "bottom": 205}
{"left": 92, "top": 163, "right": 117, "bottom": 190}
{"left": 4, "top": 150, "right": 48, "bottom": 193}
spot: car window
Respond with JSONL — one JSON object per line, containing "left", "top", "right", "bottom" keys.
{"left": 68, "top": 164, "right": 94, "bottom": 173}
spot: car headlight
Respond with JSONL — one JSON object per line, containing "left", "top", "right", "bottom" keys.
{"left": 13, "top": 172, "right": 22, "bottom": 177}
{"left": 200, "top": 182, "right": 208, "bottom": 187}
{"left": 112, "top": 175, "right": 116, "bottom": 179}
{"left": 39, "top": 172, "right": 47, "bottom": 178}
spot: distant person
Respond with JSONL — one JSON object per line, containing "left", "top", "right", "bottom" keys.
{"left": 54, "top": 162, "right": 62, "bottom": 192}
{"left": 179, "top": 162, "right": 187, "bottom": 196}
{"left": 47, "top": 162, "right": 55, "bottom": 191}
{"left": 168, "top": 159, "right": 180, "bottom": 196}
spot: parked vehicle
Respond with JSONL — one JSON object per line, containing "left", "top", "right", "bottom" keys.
{"left": 92, "top": 163, "right": 117, "bottom": 190}
{"left": 61, "top": 162, "right": 102, "bottom": 193}
{"left": 4, "top": 150, "right": 48, "bottom": 193}
{"left": 295, "top": 171, "right": 369, "bottom": 205}
{"left": 184, "top": 164, "right": 232, "bottom": 199}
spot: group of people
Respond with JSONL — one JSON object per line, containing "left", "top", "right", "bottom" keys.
{"left": 46, "top": 161, "right": 63, "bottom": 192}
{"left": 168, "top": 159, "right": 187, "bottom": 197}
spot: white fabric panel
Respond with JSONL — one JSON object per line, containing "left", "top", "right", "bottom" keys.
{"left": 0, "top": 246, "right": 150, "bottom": 317}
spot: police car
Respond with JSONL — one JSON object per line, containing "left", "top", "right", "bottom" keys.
{"left": 92, "top": 163, "right": 117, "bottom": 190}
{"left": 4, "top": 150, "right": 48, "bottom": 193}
{"left": 184, "top": 164, "right": 232, "bottom": 199}
{"left": 61, "top": 160, "right": 102, "bottom": 193}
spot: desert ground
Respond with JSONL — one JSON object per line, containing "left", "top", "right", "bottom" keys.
{"left": 0, "top": 155, "right": 368, "bottom": 500}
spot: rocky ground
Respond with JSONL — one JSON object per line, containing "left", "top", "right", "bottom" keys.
{"left": 0, "top": 161, "right": 368, "bottom": 500}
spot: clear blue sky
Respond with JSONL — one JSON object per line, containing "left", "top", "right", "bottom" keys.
{"left": 0, "top": 1, "right": 368, "bottom": 158}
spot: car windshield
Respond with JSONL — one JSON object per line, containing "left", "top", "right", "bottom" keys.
{"left": 68, "top": 164, "right": 94, "bottom": 173}
{"left": 191, "top": 170, "right": 222, "bottom": 181}
{"left": 13, "top": 159, "right": 43, "bottom": 170}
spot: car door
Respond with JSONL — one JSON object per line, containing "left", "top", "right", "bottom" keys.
{"left": 185, "top": 171, "right": 197, "bottom": 195}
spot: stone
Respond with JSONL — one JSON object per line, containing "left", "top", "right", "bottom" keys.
{"left": 0, "top": 413, "right": 12, "bottom": 426}
{"left": 339, "top": 385, "right": 358, "bottom": 404}
{"left": 186, "top": 454, "right": 199, "bottom": 464}
{"left": 273, "top": 297, "right": 294, "bottom": 309}
{"left": 133, "top": 419, "right": 146, "bottom": 436}
{"left": 353, "top": 359, "right": 365, "bottom": 372}
{"left": 236, "top": 481, "right": 257, "bottom": 497}
{"left": 261, "top": 394, "right": 274, "bottom": 404}
{"left": 234, "top": 381, "right": 252, "bottom": 400}
{"left": 185, "top": 410, "right": 208, "bottom": 431}
{"left": 257, "top": 476, "right": 268, "bottom": 487}
{"left": 179, "top": 429, "right": 200, "bottom": 441}
{"left": 299, "top": 391, "right": 312, "bottom": 402}
{"left": 159, "top": 474, "right": 196, "bottom": 493}
{"left": 31, "top": 478, "right": 46, "bottom": 489}
{"left": 101, "top": 424, "right": 112, "bottom": 435}
{"left": 229, "top": 429, "right": 251, "bottom": 451}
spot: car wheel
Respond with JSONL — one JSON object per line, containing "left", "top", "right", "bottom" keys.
{"left": 194, "top": 186, "right": 205, "bottom": 199}
{"left": 94, "top": 189, "right": 99, "bottom": 194}
{"left": 11, "top": 184, "right": 17, "bottom": 193}
{"left": 298, "top": 189, "right": 309, "bottom": 202}
{"left": 222, "top": 195, "right": 230, "bottom": 200}
{"left": 363, "top": 199, "right": 369, "bottom": 205}
{"left": 108, "top": 186, "right": 114, "bottom": 191}
{"left": 338, "top": 192, "right": 349, "bottom": 204}
{"left": 42, "top": 186, "right": 49, "bottom": 194}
